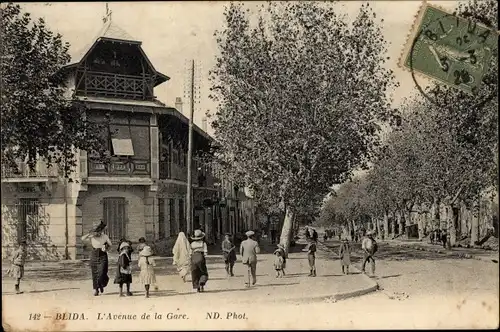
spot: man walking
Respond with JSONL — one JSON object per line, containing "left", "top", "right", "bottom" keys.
{"left": 222, "top": 233, "right": 236, "bottom": 277}
{"left": 240, "top": 230, "right": 260, "bottom": 287}
{"left": 361, "top": 231, "right": 378, "bottom": 275}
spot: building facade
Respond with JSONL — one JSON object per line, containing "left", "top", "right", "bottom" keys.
{"left": 1, "top": 20, "right": 255, "bottom": 260}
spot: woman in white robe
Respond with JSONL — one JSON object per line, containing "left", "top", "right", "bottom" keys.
{"left": 172, "top": 232, "right": 191, "bottom": 282}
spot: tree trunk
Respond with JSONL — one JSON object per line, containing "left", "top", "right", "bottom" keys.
{"left": 470, "top": 198, "right": 479, "bottom": 246}
{"left": 279, "top": 207, "right": 294, "bottom": 258}
{"left": 397, "top": 210, "right": 403, "bottom": 235}
{"left": 383, "top": 211, "right": 389, "bottom": 240}
{"left": 376, "top": 217, "right": 382, "bottom": 239}
{"left": 390, "top": 212, "right": 396, "bottom": 238}
{"left": 446, "top": 203, "right": 456, "bottom": 247}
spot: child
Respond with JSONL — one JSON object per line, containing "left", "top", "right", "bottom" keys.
{"left": 307, "top": 238, "right": 317, "bottom": 277}
{"left": 277, "top": 244, "right": 287, "bottom": 276}
{"left": 138, "top": 245, "right": 157, "bottom": 298}
{"left": 7, "top": 240, "right": 27, "bottom": 294}
{"left": 137, "top": 237, "right": 147, "bottom": 252}
{"left": 339, "top": 238, "right": 351, "bottom": 275}
{"left": 117, "top": 238, "right": 133, "bottom": 256}
{"left": 273, "top": 248, "right": 284, "bottom": 278}
{"left": 114, "top": 242, "right": 133, "bottom": 297}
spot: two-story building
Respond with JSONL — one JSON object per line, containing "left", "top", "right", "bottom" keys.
{"left": 1, "top": 20, "right": 231, "bottom": 260}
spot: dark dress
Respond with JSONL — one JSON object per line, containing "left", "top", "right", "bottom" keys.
{"left": 114, "top": 252, "right": 132, "bottom": 284}
{"left": 90, "top": 248, "right": 109, "bottom": 290}
{"left": 190, "top": 241, "right": 208, "bottom": 289}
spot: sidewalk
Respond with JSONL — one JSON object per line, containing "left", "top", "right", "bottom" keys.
{"left": 383, "top": 238, "right": 499, "bottom": 263}
{"left": 2, "top": 238, "right": 377, "bottom": 305}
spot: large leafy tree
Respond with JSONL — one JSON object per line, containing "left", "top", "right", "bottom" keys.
{"left": 210, "top": 2, "right": 397, "bottom": 252}
{"left": 1, "top": 4, "right": 107, "bottom": 176}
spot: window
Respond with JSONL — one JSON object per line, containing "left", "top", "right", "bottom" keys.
{"left": 169, "top": 199, "right": 176, "bottom": 236}
{"left": 102, "top": 197, "right": 127, "bottom": 242}
{"left": 110, "top": 125, "right": 134, "bottom": 156}
{"left": 17, "top": 198, "right": 41, "bottom": 243}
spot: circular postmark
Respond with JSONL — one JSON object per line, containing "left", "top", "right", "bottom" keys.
{"left": 408, "top": 8, "right": 497, "bottom": 108}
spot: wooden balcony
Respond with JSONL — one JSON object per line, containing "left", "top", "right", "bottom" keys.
{"left": 1, "top": 161, "right": 59, "bottom": 182}
{"left": 76, "top": 70, "right": 153, "bottom": 100}
{"left": 159, "top": 161, "right": 216, "bottom": 187}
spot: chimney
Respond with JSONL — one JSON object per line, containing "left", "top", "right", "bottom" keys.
{"left": 175, "top": 97, "right": 183, "bottom": 114}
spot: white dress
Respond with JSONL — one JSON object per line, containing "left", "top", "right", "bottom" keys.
{"left": 138, "top": 256, "right": 156, "bottom": 285}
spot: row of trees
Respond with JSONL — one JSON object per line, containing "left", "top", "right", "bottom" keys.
{"left": 208, "top": 1, "right": 398, "bottom": 253}
{"left": 319, "top": 0, "right": 498, "bottom": 247}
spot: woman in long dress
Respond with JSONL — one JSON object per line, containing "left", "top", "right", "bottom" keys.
{"left": 189, "top": 229, "right": 209, "bottom": 292}
{"left": 81, "top": 221, "right": 112, "bottom": 296}
{"left": 172, "top": 232, "right": 191, "bottom": 282}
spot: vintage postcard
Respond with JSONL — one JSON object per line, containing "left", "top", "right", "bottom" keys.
{"left": 1, "top": 1, "right": 498, "bottom": 331}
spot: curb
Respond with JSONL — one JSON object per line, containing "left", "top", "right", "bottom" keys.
{"left": 315, "top": 239, "right": 380, "bottom": 302}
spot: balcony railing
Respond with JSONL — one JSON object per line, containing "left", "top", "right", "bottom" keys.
{"left": 76, "top": 70, "right": 153, "bottom": 100}
{"left": 1, "top": 161, "right": 59, "bottom": 181}
{"left": 159, "top": 161, "right": 216, "bottom": 187}
{"left": 88, "top": 158, "right": 150, "bottom": 176}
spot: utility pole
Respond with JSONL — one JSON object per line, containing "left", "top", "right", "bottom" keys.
{"left": 186, "top": 59, "right": 195, "bottom": 235}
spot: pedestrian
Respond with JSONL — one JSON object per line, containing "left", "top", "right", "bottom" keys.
{"left": 137, "top": 237, "right": 147, "bottom": 252}
{"left": 240, "top": 230, "right": 260, "bottom": 287}
{"left": 138, "top": 245, "right": 156, "bottom": 298}
{"left": 312, "top": 229, "right": 318, "bottom": 242}
{"left": 277, "top": 243, "right": 287, "bottom": 276}
{"left": 81, "top": 221, "right": 111, "bottom": 296}
{"left": 114, "top": 241, "right": 133, "bottom": 297}
{"left": 221, "top": 233, "right": 236, "bottom": 277}
{"left": 7, "top": 239, "right": 27, "bottom": 294}
{"left": 323, "top": 233, "right": 328, "bottom": 242}
{"left": 189, "top": 229, "right": 209, "bottom": 292}
{"left": 117, "top": 238, "right": 134, "bottom": 256}
{"left": 361, "top": 231, "right": 378, "bottom": 275}
{"left": 339, "top": 237, "right": 351, "bottom": 275}
{"left": 306, "top": 238, "right": 317, "bottom": 277}
{"left": 273, "top": 248, "right": 284, "bottom": 278}
{"left": 270, "top": 228, "right": 277, "bottom": 244}
{"left": 173, "top": 232, "right": 191, "bottom": 282}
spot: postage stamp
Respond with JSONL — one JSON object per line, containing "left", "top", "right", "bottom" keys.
{"left": 399, "top": 2, "right": 498, "bottom": 94}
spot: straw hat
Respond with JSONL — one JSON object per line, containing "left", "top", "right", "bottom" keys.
{"left": 191, "top": 229, "right": 205, "bottom": 240}
{"left": 119, "top": 242, "right": 130, "bottom": 251}
{"left": 366, "top": 231, "right": 373, "bottom": 236}
{"left": 245, "top": 230, "right": 255, "bottom": 237}
{"left": 277, "top": 243, "right": 285, "bottom": 249}
{"left": 140, "top": 246, "right": 153, "bottom": 257}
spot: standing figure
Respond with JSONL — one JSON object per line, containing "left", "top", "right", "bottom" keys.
{"left": 273, "top": 249, "right": 284, "bottom": 278}
{"left": 190, "top": 230, "right": 209, "bottom": 292}
{"left": 137, "top": 237, "right": 147, "bottom": 252}
{"left": 173, "top": 232, "right": 191, "bottom": 282}
{"left": 339, "top": 238, "right": 351, "bottom": 275}
{"left": 277, "top": 244, "right": 287, "bottom": 276}
{"left": 138, "top": 245, "right": 156, "bottom": 298}
{"left": 81, "top": 221, "right": 111, "bottom": 296}
{"left": 7, "top": 240, "right": 27, "bottom": 294}
{"left": 114, "top": 242, "right": 133, "bottom": 297}
{"left": 306, "top": 238, "right": 317, "bottom": 277}
{"left": 222, "top": 233, "right": 237, "bottom": 277}
{"left": 240, "top": 230, "right": 260, "bottom": 287}
{"left": 361, "top": 231, "right": 378, "bottom": 275}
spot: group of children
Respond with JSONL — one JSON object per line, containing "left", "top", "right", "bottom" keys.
{"left": 114, "top": 237, "right": 158, "bottom": 298}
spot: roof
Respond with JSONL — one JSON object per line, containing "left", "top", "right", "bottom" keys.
{"left": 78, "top": 96, "right": 213, "bottom": 141}
{"left": 62, "top": 20, "right": 169, "bottom": 85}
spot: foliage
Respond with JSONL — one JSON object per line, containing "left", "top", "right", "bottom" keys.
{"left": 209, "top": 1, "right": 397, "bottom": 217}
{"left": 1, "top": 4, "right": 108, "bottom": 176}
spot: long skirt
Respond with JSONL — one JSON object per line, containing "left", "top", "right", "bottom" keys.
{"left": 90, "top": 248, "right": 109, "bottom": 290}
{"left": 190, "top": 252, "right": 208, "bottom": 289}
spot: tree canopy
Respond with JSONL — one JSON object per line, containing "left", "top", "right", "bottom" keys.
{"left": 1, "top": 3, "right": 107, "bottom": 176}
{"left": 209, "top": 2, "right": 398, "bottom": 249}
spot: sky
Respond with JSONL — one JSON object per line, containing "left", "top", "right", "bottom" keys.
{"left": 19, "top": 1, "right": 461, "bottom": 136}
